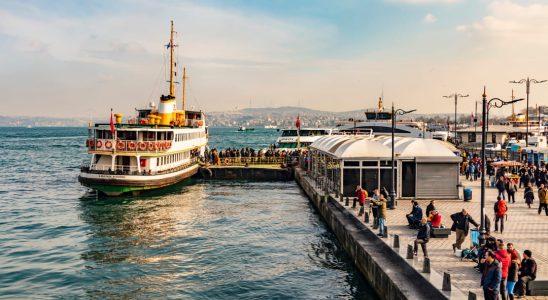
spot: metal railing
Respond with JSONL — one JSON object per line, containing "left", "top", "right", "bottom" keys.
{"left": 80, "top": 158, "right": 199, "bottom": 176}
{"left": 85, "top": 139, "right": 173, "bottom": 153}
{"left": 211, "top": 156, "right": 299, "bottom": 166}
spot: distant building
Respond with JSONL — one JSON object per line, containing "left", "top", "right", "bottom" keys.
{"left": 456, "top": 125, "right": 529, "bottom": 144}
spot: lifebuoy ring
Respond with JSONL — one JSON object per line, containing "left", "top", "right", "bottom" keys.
{"left": 197, "top": 120, "right": 203, "bottom": 126}
{"left": 166, "top": 141, "right": 172, "bottom": 148}
{"left": 105, "top": 140, "right": 113, "bottom": 149}
{"left": 153, "top": 142, "right": 159, "bottom": 150}
{"left": 116, "top": 141, "right": 125, "bottom": 151}
{"left": 89, "top": 139, "right": 95, "bottom": 147}
{"left": 147, "top": 142, "right": 154, "bottom": 151}
{"left": 128, "top": 141, "right": 136, "bottom": 151}
{"left": 138, "top": 142, "right": 146, "bottom": 151}
{"left": 159, "top": 141, "right": 165, "bottom": 150}
{"left": 96, "top": 140, "right": 103, "bottom": 148}
{"left": 85, "top": 139, "right": 89, "bottom": 147}
{"left": 224, "top": 158, "right": 229, "bottom": 165}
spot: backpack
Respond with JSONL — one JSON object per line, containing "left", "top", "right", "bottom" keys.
{"left": 496, "top": 200, "right": 507, "bottom": 216}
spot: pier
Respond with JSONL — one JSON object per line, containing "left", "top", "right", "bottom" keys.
{"left": 197, "top": 156, "right": 296, "bottom": 181}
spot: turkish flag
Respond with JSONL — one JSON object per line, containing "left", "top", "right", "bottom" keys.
{"left": 110, "top": 109, "right": 115, "bottom": 135}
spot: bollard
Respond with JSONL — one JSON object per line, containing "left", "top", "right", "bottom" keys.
{"left": 393, "top": 234, "right": 400, "bottom": 248}
{"left": 442, "top": 272, "right": 451, "bottom": 291}
{"left": 467, "top": 292, "right": 477, "bottom": 300}
{"left": 382, "top": 226, "right": 388, "bottom": 238}
{"left": 422, "top": 257, "right": 430, "bottom": 273}
{"left": 406, "top": 244, "right": 414, "bottom": 259}
{"left": 345, "top": 197, "right": 349, "bottom": 206}
{"left": 364, "top": 212, "right": 370, "bottom": 223}
{"left": 339, "top": 195, "right": 344, "bottom": 202}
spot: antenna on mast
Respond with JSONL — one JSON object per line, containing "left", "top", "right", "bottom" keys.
{"left": 168, "top": 20, "right": 177, "bottom": 97}
{"left": 182, "top": 67, "right": 187, "bottom": 110}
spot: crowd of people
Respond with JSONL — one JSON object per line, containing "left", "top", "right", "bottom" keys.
{"left": 203, "top": 146, "right": 305, "bottom": 166}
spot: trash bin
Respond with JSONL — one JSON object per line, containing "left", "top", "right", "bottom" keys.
{"left": 464, "top": 188, "right": 472, "bottom": 201}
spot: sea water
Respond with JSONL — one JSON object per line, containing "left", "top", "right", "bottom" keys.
{"left": 0, "top": 127, "right": 376, "bottom": 299}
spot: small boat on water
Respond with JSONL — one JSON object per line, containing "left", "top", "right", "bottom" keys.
{"left": 238, "top": 126, "right": 255, "bottom": 132}
{"left": 264, "top": 125, "right": 278, "bottom": 129}
{"left": 78, "top": 21, "right": 208, "bottom": 196}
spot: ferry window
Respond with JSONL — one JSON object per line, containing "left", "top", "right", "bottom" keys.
{"left": 168, "top": 132, "right": 173, "bottom": 140}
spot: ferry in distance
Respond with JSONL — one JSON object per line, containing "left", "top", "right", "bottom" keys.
{"left": 276, "top": 128, "right": 337, "bottom": 149}
{"left": 78, "top": 21, "right": 207, "bottom": 196}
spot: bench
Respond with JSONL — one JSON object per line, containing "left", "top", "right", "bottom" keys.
{"left": 530, "top": 279, "right": 548, "bottom": 296}
{"left": 430, "top": 227, "right": 451, "bottom": 238}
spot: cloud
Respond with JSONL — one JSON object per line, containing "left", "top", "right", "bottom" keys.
{"left": 455, "top": 1, "right": 548, "bottom": 47}
{"left": 423, "top": 13, "right": 437, "bottom": 23}
{"left": 387, "top": 0, "right": 461, "bottom": 4}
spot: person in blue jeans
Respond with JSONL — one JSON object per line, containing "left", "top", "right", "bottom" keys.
{"left": 371, "top": 194, "right": 387, "bottom": 237}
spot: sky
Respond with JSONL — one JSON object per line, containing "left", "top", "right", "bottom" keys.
{"left": 1, "top": 0, "right": 548, "bottom": 119}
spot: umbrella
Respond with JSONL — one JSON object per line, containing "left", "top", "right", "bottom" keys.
{"left": 490, "top": 160, "right": 523, "bottom": 167}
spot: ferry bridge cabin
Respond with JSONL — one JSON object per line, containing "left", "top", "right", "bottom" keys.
{"left": 306, "top": 136, "right": 462, "bottom": 199}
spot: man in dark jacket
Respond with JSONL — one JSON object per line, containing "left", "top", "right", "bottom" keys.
{"left": 496, "top": 175, "right": 506, "bottom": 200}
{"left": 451, "top": 209, "right": 479, "bottom": 252}
{"left": 413, "top": 217, "right": 430, "bottom": 258}
{"left": 516, "top": 250, "right": 537, "bottom": 297}
{"left": 481, "top": 250, "right": 502, "bottom": 300}
{"left": 406, "top": 201, "right": 423, "bottom": 229}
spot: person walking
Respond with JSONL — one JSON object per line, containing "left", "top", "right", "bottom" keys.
{"left": 371, "top": 194, "right": 387, "bottom": 237}
{"left": 353, "top": 185, "right": 367, "bottom": 217}
{"left": 496, "top": 175, "right": 506, "bottom": 200}
{"left": 524, "top": 183, "right": 534, "bottom": 209}
{"left": 507, "top": 248, "right": 520, "bottom": 300}
{"left": 495, "top": 242, "right": 510, "bottom": 300}
{"left": 507, "top": 178, "right": 517, "bottom": 203}
{"left": 516, "top": 250, "right": 537, "bottom": 298}
{"left": 371, "top": 188, "right": 379, "bottom": 229}
{"left": 413, "top": 217, "right": 430, "bottom": 258}
{"left": 538, "top": 183, "right": 548, "bottom": 216}
{"left": 481, "top": 250, "right": 502, "bottom": 300}
{"left": 494, "top": 196, "right": 507, "bottom": 233}
{"left": 450, "top": 209, "right": 479, "bottom": 252}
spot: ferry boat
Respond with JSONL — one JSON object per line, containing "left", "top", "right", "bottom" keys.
{"left": 78, "top": 21, "right": 207, "bottom": 196}
{"left": 238, "top": 126, "right": 255, "bottom": 132}
{"left": 336, "top": 97, "right": 431, "bottom": 138}
{"left": 276, "top": 128, "right": 336, "bottom": 149}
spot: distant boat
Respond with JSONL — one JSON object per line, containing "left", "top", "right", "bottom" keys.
{"left": 264, "top": 125, "right": 278, "bottom": 129}
{"left": 238, "top": 126, "right": 255, "bottom": 132}
{"left": 26, "top": 125, "right": 32, "bottom": 128}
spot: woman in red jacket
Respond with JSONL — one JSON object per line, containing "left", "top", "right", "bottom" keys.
{"left": 430, "top": 210, "right": 442, "bottom": 228}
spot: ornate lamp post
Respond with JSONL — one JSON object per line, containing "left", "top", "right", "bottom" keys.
{"left": 389, "top": 104, "right": 416, "bottom": 209}
{"left": 443, "top": 93, "right": 469, "bottom": 144}
{"left": 478, "top": 87, "right": 524, "bottom": 245}
{"left": 510, "top": 77, "right": 546, "bottom": 145}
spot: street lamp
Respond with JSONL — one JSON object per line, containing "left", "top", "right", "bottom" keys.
{"left": 510, "top": 77, "right": 546, "bottom": 145}
{"left": 443, "top": 93, "right": 469, "bottom": 144}
{"left": 478, "top": 87, "right": 524, "bottom": 246}
{"left": 389, "top": 104, "right": 416, "bottom": 209}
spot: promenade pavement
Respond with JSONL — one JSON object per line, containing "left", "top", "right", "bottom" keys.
{"left": 345, "top": 176, "right": 548, "bottom": 299}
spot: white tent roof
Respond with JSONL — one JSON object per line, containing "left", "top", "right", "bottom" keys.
{"left": 311, "top": 135, "right": 459, "bottom": 161}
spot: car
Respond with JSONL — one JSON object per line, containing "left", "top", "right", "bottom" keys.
{"left": 484, "top": 143, "right": 502, "bottom": 151}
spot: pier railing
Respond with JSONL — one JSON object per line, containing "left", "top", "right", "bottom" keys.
{"left": 213, "top": 156, "right": 299, "bottom": 166}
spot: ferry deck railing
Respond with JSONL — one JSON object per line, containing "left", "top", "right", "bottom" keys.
{"left": 80, "top": 158, "right": 198, "bottom": 176}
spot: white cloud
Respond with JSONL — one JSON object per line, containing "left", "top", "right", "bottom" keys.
{"left": 456, "top": 1, "right": 548, "bottom": 47}
{"left": 423, "top": 13, "right": 437, "bottom": 23}
{"left": 387, "top": 0, "right": 461, "bottom": 4}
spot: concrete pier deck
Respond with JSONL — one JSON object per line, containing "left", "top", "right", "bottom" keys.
{"left": 344, "top": 176, "right": 548, "bottom": 299}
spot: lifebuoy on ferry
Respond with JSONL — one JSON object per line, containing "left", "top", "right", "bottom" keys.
{"left": 138, "top": 142, "right": 146, "bottom": 151}
{"left": 89, "top": 140, "right": 95, "bottom": 147}
{"left": 197, "top": 120, "right": 203, "bottom": 126}
{"left": 153, "top": 142, "right": 159, "bottom": 150}
{"left": 128, "top": 141, "right": 136, "bottom": 151}
{"left": 224, "top": 158, "right": 229, "bottom": 165}
{"left": 159, "top": 141, "right": 165, "bottom": 150}
{"left": 147, "top": 142, "right": 154, "bottom": 151}
{"left": 96, "top": 140, "right": 103, "bottom": 148}
{"left": 116, "top": 141, "right": 125, "bottom": 151}
{"left": 105, "top": 140, "right": 113, "bottom": 149}
{"left": 166, "top": 141, "right": 172, "bottom": 148}
{"left": 85, "top": 139, "right": 89, "bottom": 147}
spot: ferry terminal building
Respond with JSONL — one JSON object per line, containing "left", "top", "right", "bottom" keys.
{"left": 307, "top": 136, "right": 462, "bottom": 199}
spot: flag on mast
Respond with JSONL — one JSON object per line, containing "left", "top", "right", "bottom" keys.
{"left": 296, "top": 114, "right": 301, "bottom": 148}
{"left": 110, "top": 108, "right": 115, "bottom": 135}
